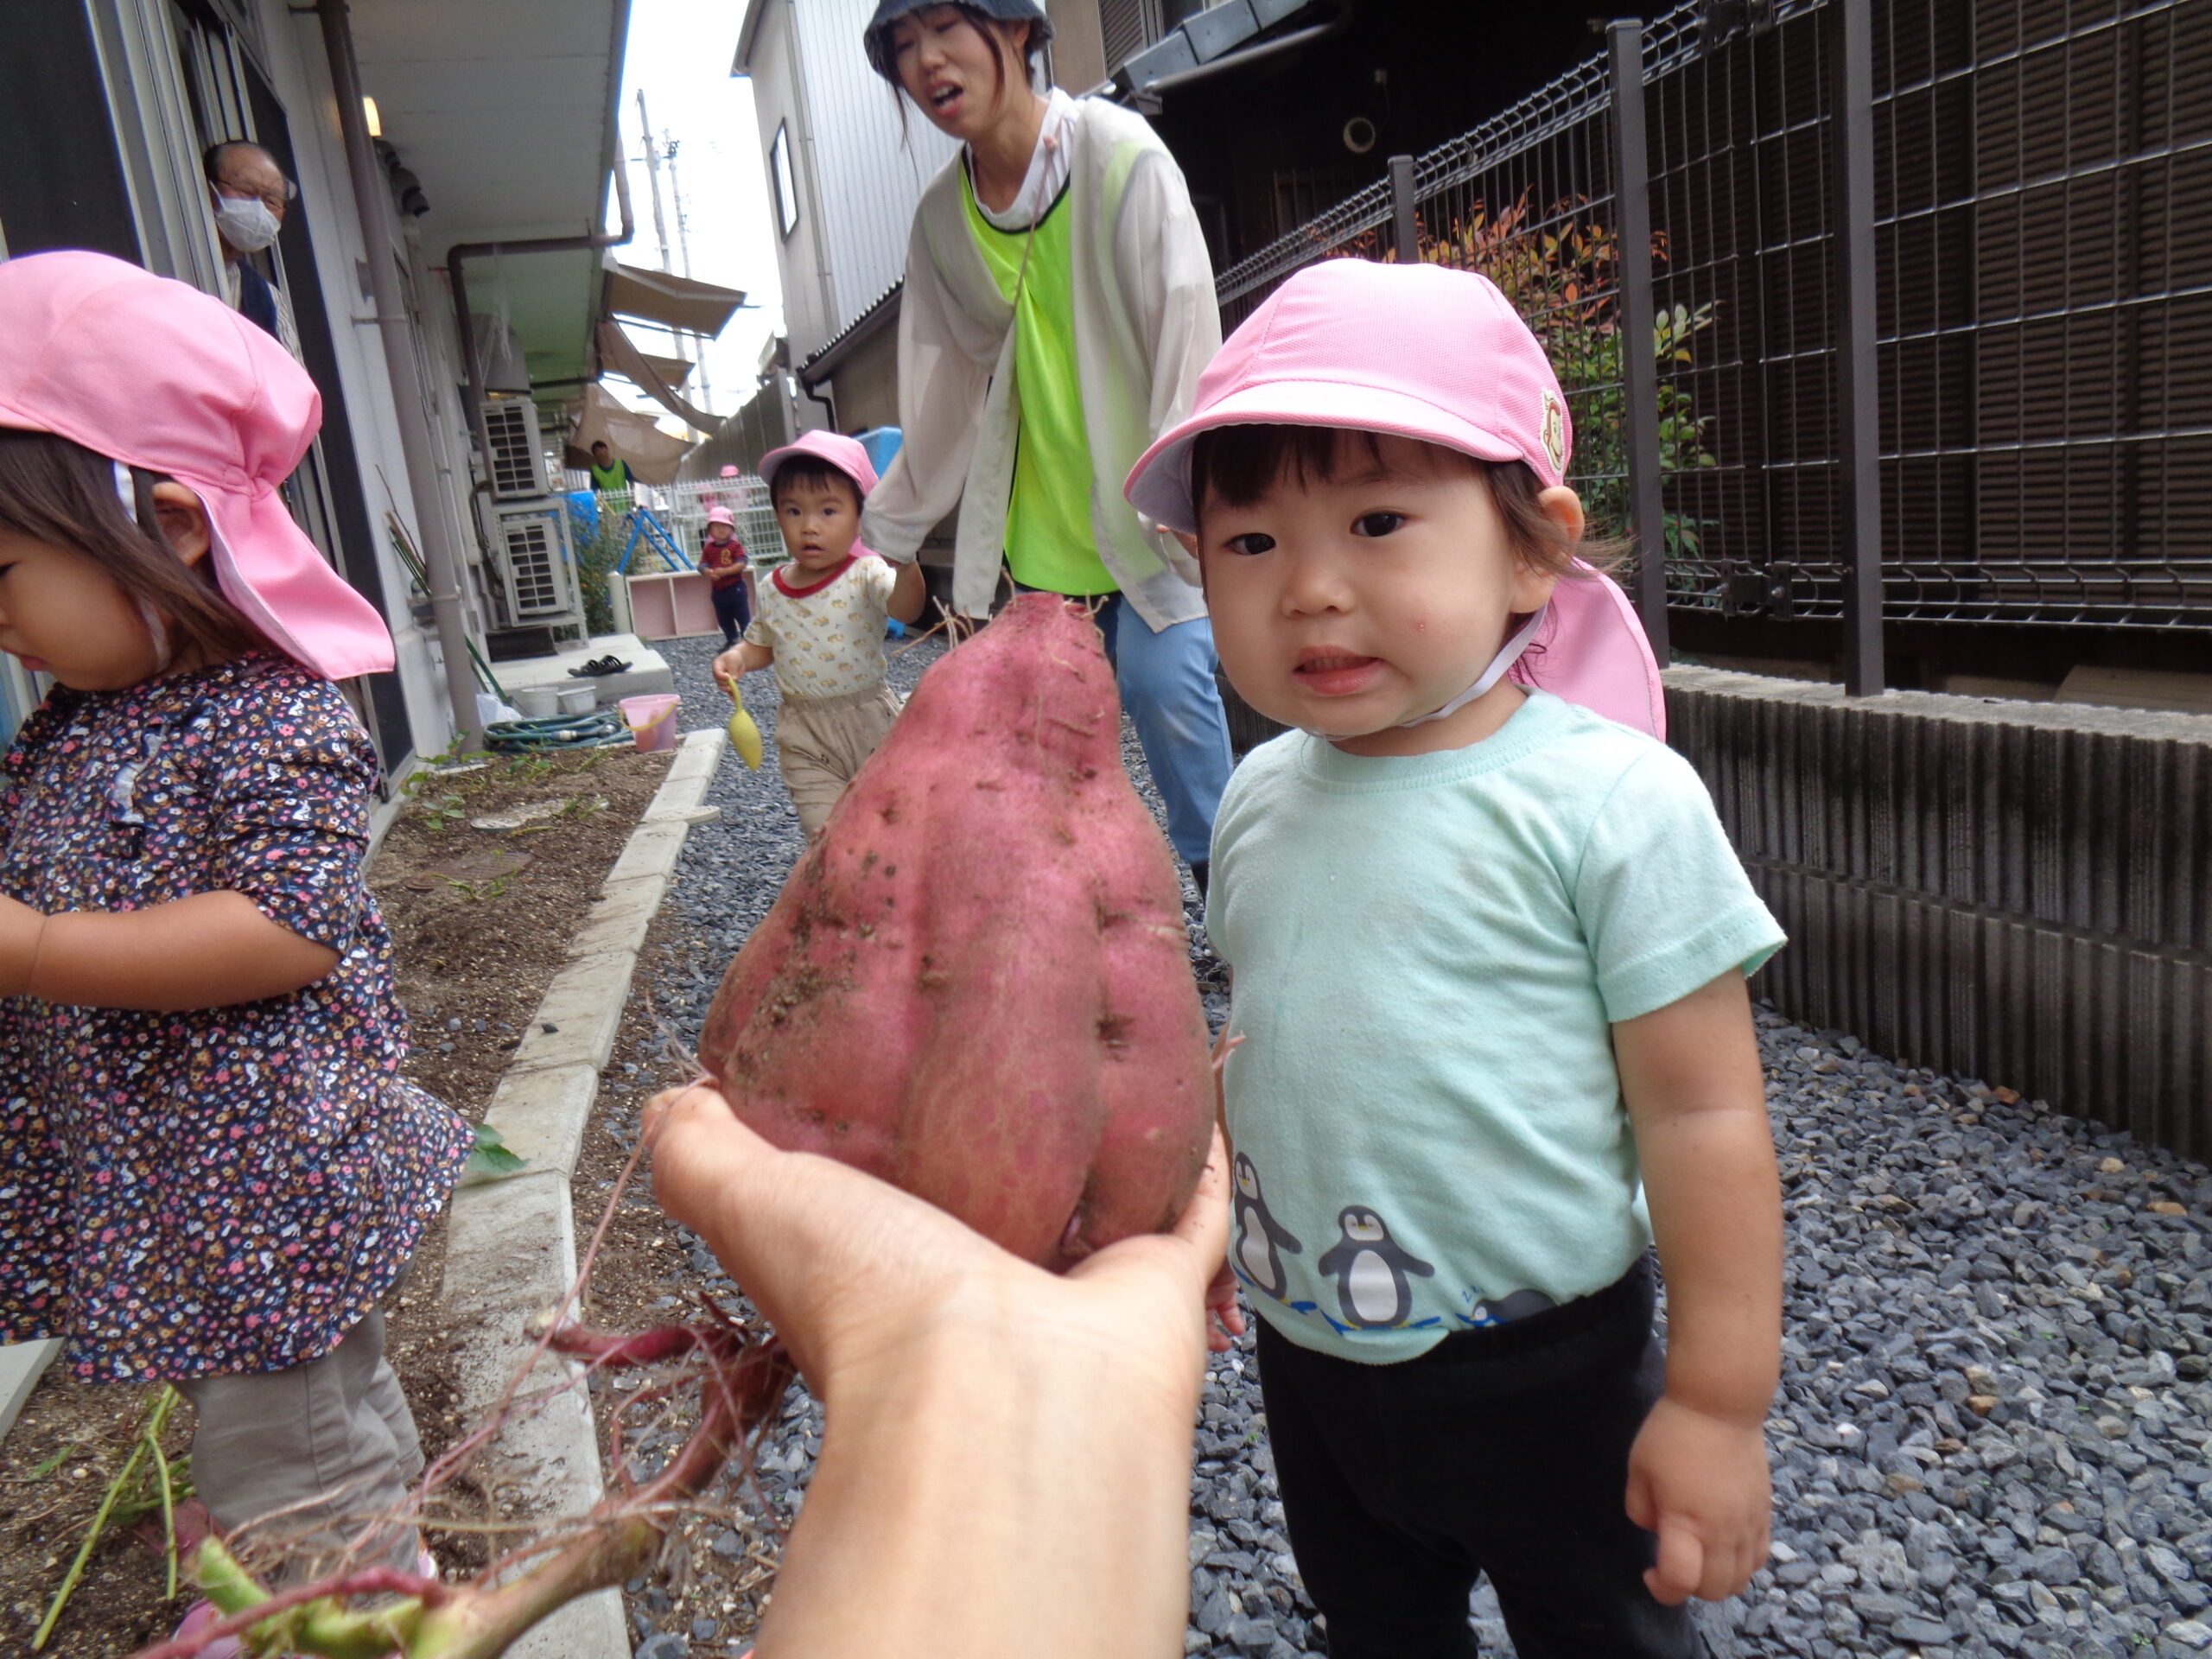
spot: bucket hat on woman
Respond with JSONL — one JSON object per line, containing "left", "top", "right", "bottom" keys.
{"left": 0, "top": 250, "right": 392, "bottom": 680}
{"left": 863, "top": 0, "right": 1052, "bottom": 82}
{"left": 1125, "top": 258, "right": 1664, "bottom": 738}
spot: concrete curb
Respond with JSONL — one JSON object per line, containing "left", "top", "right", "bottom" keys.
{"left": 0, "top": 1338, "right": 60, "bottom": 1443}
{"left": 440, "top": 726, "right": 726, "bottom": 1659}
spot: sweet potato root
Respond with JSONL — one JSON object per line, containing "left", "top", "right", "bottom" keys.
{"left": 699, "top": 594, "right": 1213, "bottom": 1269}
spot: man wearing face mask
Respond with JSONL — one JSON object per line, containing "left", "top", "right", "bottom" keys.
{"left": 202, "top": 140, "right": 302, "bottom": 359}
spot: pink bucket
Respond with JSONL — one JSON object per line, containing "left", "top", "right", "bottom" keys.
{"left": 620, "top": 693, "right": 680, "bottom": 753}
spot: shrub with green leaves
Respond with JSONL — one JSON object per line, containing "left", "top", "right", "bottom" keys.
{"left": 1374, "top": 193, "right": 1721, "bottom": 586}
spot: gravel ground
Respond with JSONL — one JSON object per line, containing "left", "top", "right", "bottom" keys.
{"left": 632, "top": 631, "right": 2212, "bottom": 1659}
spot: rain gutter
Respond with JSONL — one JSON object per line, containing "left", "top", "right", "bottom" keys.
{"left": 1114, "top": 7, "right": 1352, "bottom": 111}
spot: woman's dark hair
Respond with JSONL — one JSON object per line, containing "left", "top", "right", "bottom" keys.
{"left": 1187, "top": 423, "right": 1618, "bottom": 582}
{"left": 769, "top": 454, "right": 864, "bottom": 510}
{"left": 871, "top": 4, "right": 1049, "bottom": 136}
{"left": 0, "top": 427, "right": 270, "bottom": 664}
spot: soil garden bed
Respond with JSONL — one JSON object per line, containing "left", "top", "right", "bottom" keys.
{"left": 0, "top": 741, "right": 673, "bottom": 1659}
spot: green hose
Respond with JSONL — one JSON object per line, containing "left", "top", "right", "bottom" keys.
{"left": 482, "top": 709, "right": 632, "bottom": 753}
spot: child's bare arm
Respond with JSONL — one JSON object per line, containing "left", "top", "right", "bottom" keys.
{"left": 1613, "top": 968, "right": 1780, "bottom": 1605}
{"left": 715, "top": 641, "right": 774, "bottom": 683}
{"left": 887, "top": 559, "right": 928, "bottom": 626}
{"left": 0, "top": 891, "right": 340, "bottom": 1010}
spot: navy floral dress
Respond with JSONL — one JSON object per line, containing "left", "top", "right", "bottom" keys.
{"left": 0, "top": 654, "right": 470, "bottom": 1383}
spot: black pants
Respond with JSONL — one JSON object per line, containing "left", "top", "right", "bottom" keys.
{"left": 712, "top": 580, "right": 751, "bottom": 645}
{"left": 1255, "top": 1259, "right": 1705, "bottom": 1659}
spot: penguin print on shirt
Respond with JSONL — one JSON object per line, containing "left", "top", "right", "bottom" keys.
{"left": 1230, "top": 1153, "right": 1302, "bottom": 1300}
{"left": 1316, "top": 1206, "right": 1434, "bottom": 1329}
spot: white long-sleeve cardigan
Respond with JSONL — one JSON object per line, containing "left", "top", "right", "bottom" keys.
{"left": 860, "top": 96, "right": 1223, "bottom": 632}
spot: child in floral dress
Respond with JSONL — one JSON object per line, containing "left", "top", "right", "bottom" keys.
{"left": 0, "top": 252, "right": 471, "bottom": 1643}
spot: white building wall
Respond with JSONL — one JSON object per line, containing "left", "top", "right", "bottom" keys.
{"left": 788, "top": 0, "right": 958, "bottom": 338}
{"left": 745, "top": 3, "right": 833, "bottom": 370}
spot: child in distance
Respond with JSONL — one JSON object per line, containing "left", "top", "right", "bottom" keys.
{"left": 713, "top": 431, "right": 926, "bottom": 841}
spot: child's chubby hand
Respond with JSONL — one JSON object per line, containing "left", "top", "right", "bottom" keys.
{"left": 711, "top": 644, "right": 748, "bottom": 688}
{"left": 1625, "top": 1392, "right": 1772, "bottom": 1605}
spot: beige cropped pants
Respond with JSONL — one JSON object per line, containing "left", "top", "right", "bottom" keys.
{"left": 778, "top": 683, "right": 904, "bottom": 840}
{"left": 175, "top": 1306, "right": 423, "bottom": 1580}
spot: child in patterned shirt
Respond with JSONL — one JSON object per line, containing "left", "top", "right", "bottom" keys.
{"left": 712, "top": 431, "right": 925, "bottom": 840}
{"left": 0, "top": 252, "right": 470, "bottom": 1647}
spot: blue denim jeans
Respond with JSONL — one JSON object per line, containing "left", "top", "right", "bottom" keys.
{"left": 1093, "top": 594, "right": 1234, "bottom": 867}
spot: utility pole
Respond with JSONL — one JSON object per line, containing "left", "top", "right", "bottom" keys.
{"left": 666, "top": 138, "right": 714, "bottom": 416}
{"left": 637, "top": 89, "right": 672, "bottom": 273}
{"left": 632, "top": 88, "right": 710, "bottom": 429}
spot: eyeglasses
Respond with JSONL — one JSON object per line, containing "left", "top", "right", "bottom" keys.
{"left": 215, "top": 175, "right": 298, "bottom": 214}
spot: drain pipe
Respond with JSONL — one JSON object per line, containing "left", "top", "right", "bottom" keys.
{"left": 448, "top": 156, "right": 636, "bottom": 476}
{"left": 317, "top": 0, "right": 485, "bottom": 749}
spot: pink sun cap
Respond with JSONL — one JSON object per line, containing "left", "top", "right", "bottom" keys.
{"left": 0, "top": 251, "right": 391, "bottom": 680}
{"left": 756, "top": 429, "right": 881, "bottom": 558}
{"left": 1127, "top": 259, "right": 1576, "bottom": 533}
{"left": 703, "top": 505, "right": 736, "bottom": 527}
{"left": 1124, "top": 257, "right": 1662, "bottom": 738}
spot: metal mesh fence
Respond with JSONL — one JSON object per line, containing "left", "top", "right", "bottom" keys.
{"left": 1211, "top": 0, "right": 2212, "bottom": 633}
{"left": 1872, "top": 0, "right": 2212, "bottom": 626}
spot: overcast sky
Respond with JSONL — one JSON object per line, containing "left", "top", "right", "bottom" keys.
{"left": 609, "top": 0, "right": 788, "bottom": 432}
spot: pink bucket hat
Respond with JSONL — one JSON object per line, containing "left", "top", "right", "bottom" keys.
{"left": 0, "top": 251, "right": 392, "bottom": 680}
{"left": 758, "top": 429, "right": 880, "bottom": 499}
{"left": 703, "top": 505, "right": 736, "bottom": 527}
{"left": 758, "top": 429, "right": 881, "bottom": 559}
{"left": 1124, "top": 258, "right": 1662, "bottom": 738}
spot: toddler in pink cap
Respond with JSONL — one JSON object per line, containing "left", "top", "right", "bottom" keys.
{"left": 711, "top": 431, "right": 926, "bottom": 842}
{"left": 1127, "top": 258, "right": 1786, "bottom": 1657}
{"left": 0, "top": 252, "right": 466, "bottom": 1643}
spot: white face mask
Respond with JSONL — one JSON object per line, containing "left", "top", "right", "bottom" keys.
{"left": 212, "top": 192, "right": 280, "bottom": 254}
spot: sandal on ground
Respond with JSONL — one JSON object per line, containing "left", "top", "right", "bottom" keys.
{"left": 566, "top": 655, "right": 632, "bottom": 678}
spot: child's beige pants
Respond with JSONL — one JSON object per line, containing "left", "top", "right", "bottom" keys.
{"left": 778, "top": 682, "right": 904, "bottom": 839}
{"left": 175, "top": 1304, "right": 423, "bottom": 1580}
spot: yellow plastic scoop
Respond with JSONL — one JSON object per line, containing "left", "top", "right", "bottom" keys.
{"left": 724, "top": 677, "right": 764, "bottom": 770}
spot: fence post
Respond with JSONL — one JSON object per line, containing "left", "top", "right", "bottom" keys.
{"left": 1389, "top": 154, "right": 1419, "bottom": 264}
{"left": 1606, "top": 19, "right": 1669, "bottom": 663}
{"left": 1828, "top": 0, "right": 1885, "bottom": 695}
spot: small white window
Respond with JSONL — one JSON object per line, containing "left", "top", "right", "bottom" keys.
{"left": 770, "top": 121, "right": 799, "bottom": 238}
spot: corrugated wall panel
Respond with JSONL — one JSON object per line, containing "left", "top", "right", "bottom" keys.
{"left": 791, "top": 0, "right": 961, "bottom": 346}
{"left": 1668, "top": 668, "right": 2212, "bottom": 1154}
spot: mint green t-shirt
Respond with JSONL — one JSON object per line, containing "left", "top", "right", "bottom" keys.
{"left": 961, "top": 172, "right": 1117, "bottom": 597}
{"left": 1205, "top": 690, "right": 1785, "bottom": 1364}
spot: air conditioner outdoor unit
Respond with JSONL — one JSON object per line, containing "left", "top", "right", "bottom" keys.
{"left": 488, "top": 500, "right": 583, "bottom": 630}
{"left": 481, "top": 398, "right": 555, "bottom": 500}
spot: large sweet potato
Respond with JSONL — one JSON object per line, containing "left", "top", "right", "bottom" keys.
{"left": 698, "top": 594, "right": 1214, "bottom": 1271}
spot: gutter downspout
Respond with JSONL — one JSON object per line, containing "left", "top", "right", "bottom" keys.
{"left": 316, "top": 0, "right": 483, "bottom": 750}
{"left": 448, "top": 156, "right": 636, "bottom": 493}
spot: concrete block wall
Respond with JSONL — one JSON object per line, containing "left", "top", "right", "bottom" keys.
{"left": 1665, "top": 667, "right": 2212, "bottom": 1157}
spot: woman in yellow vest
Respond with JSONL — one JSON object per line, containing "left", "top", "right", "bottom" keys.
{"left": 860, "top": 0, "right": 1233, "bottom": 893}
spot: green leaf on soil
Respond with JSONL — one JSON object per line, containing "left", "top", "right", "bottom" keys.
{"left": 466, "top": 1121, "right": 529, "bottom": 1178}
